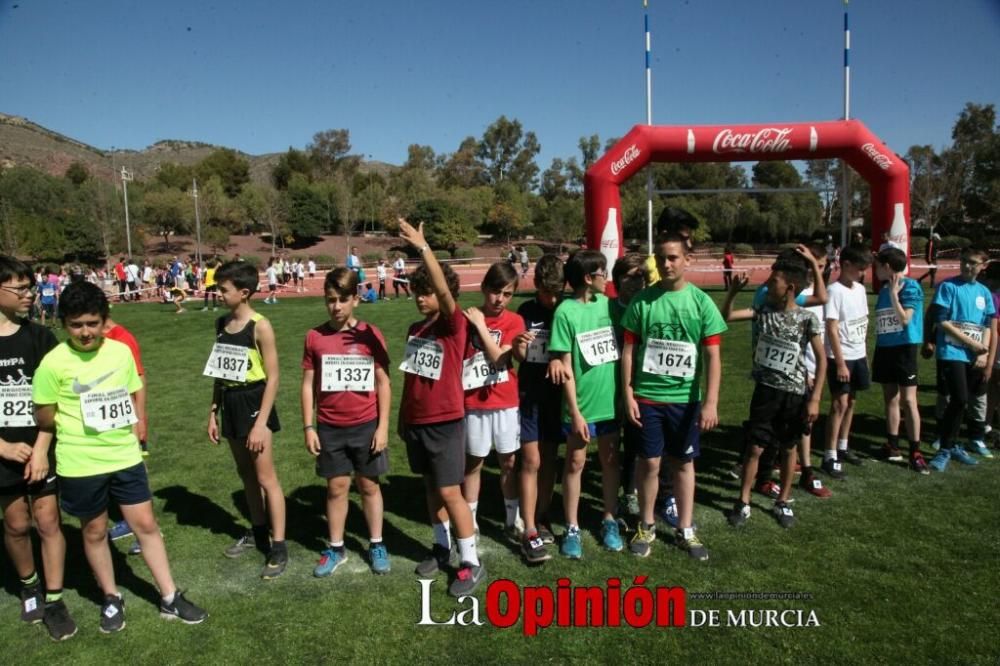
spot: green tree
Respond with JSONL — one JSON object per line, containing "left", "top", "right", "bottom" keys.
{"left": 438, "top": 137, "right": 486, "bottom": 189}
{"left": 477, "top": 116, "right": 541, "bottom": 191}
{"left": 195, "top": 148, "right": 250, "bottom": 198}
{"left": 271, "top": 147, "right": 313, "bottom": 190}
{"left": 239, "top": 183, "right": 288, "bottom": 256}
{"left": 404, "top": 144, "right": 436, "bottom": 172}
{"left": 156, "top": 162, "right": 194, "bottom": 191}
{"left": 308, "top": 129, "right": 360, "bottom": 178}
{"left": 64, "top": 161, "right": 90, "bottom": 186}
{"left": 285, "top": 175, "right": 328, "bottom": 240}
{"left": 409, "top": 198, "right": 476, "bottom": 252}
{"left": 142, "top": 188, "right": 191, "bottom": 250}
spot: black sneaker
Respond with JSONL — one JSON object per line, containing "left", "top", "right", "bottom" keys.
{"left": 726, "top": 502, "right": 751, "bottom": 528}
{"left": 223, "top": 531, "right": 256, "bottom": 558}
{"left": 521, "top": 532, "right": 551, "bottom": 563}
{"left": 772, "top": 501, "right": 796, "bottom": 529}
{"left": 448, "top": 561, "right": 487, "bottom": 597}
{"left": 20, "top": 585, "right": 44, "bottom": 624}
{"left": 159, "top": 590, "right": 208, "bottom": 624}
{"left": 43, "top": 599, "right": 77, "bottom": 641}
{"left": 99, "top": 594, "right": 125, "bottom": 634}
{"left": 822, "top": 457, "right": 847, "bottom": 480}
{"left": 537, "top": 524, "right": 555, "bottom": 545}
{"left": 261, "top": 545, "right": 288, "bottom": 580}
{"left": 415, "top": 543, "right": 452, "bottom": 576}
{"left": 839, "top": 449, "right": 863, "bottom": 466}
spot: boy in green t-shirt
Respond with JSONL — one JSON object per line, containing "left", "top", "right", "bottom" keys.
{"left": 549, "top": 250, "right": 623, "bottom": 558}
{"left": 33, "top": 282, "right": 206, "bottom": 633}
{"left": 621, "top": 235, "right": 726, "bottom": 560}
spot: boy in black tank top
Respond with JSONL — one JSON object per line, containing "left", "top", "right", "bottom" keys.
{"left": 204, "top": 262, "right": 288, "bottom": 579}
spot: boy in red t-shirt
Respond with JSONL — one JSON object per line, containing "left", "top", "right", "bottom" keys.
{"left": 397, "top": 219, "right": 483, "bottom": 597}
{"left": 301, "top": 268, "right": 392, "bottom": 577}
{"left": 462, "top": 263, "right": 525, "bottom": 544}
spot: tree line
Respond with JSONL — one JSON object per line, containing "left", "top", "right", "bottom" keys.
{"left": 1, "top": 103, "right": 996, "bottom": 263}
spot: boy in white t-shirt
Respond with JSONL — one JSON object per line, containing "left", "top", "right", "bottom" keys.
{"left": 823, "top": 246, "right": 872, "bottom": 479}
{"left": 798, "top": 243, "right": 834, "bottom": 497}
{"left": 264, "top": 259, "right": 279, "bottom": 305}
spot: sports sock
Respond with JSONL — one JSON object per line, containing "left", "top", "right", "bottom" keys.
{"left": 329, "top": 540, "right": 345, "bottom": 551}
{"left": 162, "top": 591, "right": 176, "bottom": 605}
{"left": 503, "top": 498, "right": 520, "bottom": 527}
{"left": 456, "top": 536, "right": 480, "bottom": 567}
{"left": 887, "top": 433, "right": 900, "bottom": 448}
{"left": 251, "top": 524, "right": 270, "bottom": 552}
{"left": 837, "top": 438, "right": 848, "bottom": 451}
{"left": 908, "top": 440, "right": 921, "bottom": 455}
{"left": 20, "top": 571, "right": 38, "bottom": 588}
{"left": 432, "top": 521, "right": 451, "bottom": 549}
{"left": 369, "top": 536, "right": 383, "bottom": 545}
{"left": 45, "top": 589, "right": 62, "bottom": 603}
{"left": 269, "top": 539, "right": 287, "bottom": 554}
{"left": 824, "top": 450, "right": 838, "bottom": 462}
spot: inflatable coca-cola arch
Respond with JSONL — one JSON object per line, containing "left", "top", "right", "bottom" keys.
{"left": 584, "top": 120, "right": 910, "bottom": 288}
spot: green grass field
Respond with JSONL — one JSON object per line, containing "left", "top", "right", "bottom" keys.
{"left": 2, "top": 290, "right": 998, "bottom": 664}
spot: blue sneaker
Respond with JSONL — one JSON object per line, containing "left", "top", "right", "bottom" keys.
{"left": 950, "top": 446, "right": 978, "bottom": 466}
{"left": 929, "top": 449, "right": 951, "bottom": 472}
{"left": 658, "top": 495, "right": 679, "bottom": 528}
{"left": 369, "top": 543, "right": 391, "bottom": 575}
{"left": 560, "top": 527, "right": 583, "bottom": 559}
{"left": 108, "top": 520, "right": 133, "bottom": 542}
{"left": 601, "top": 518, "right": 624, "bottom": 552}
{"left": 968, "top": 440, "right": 994, "bottom": 459}
{"left": 313, "top": 548, "right": 347, "bottom": 577}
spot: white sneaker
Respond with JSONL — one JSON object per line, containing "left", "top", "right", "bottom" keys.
{"left": 931, "top": 439, "right": 941, "bottom": 452}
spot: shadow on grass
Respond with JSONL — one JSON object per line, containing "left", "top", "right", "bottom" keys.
{"left": 154, "top": 485, "right": 245, "bottom": 540}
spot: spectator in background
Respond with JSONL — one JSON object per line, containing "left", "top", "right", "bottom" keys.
{"left": 113, "top": 257, "right": 127, "bottom": 302}
{"left": 392, "top": 253, "right": 411, "bottom": 299}
{"left": 519, "top": 246, "right": 530, "bottom": 278}
{"left": 918, "top": 232, "right": 940, "bottom": 288}
{"left": 126, "top": 257, "right": 140, "bottom": 301}
{"left": 722, "top": 244, "right": 736, "bottom": 290}
{"left": 307, "top": 257, "right": 316, "bottom": 277}
{"left": 348, "top": 247, "right": 361, "bottom": 273}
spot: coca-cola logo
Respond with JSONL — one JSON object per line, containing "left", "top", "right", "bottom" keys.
{"left": 600, "top": 237, "right": 619, "bottom": 251}
{"left": 712, "top": 127, "right": 793, "bottom": 154}
{"left": 861, "top": 143, "right": 892, "bottom": 170}
{"left": 610, "top": 145, "right": 641, "bottom": 175}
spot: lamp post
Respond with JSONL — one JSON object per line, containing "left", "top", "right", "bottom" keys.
{"left": 192, "top": 178, "right": 203, "bottom": 266}
{"left": 120, "top": 166, "right": 133, "bottom": 258}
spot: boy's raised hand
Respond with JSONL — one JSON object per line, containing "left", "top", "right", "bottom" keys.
{"left": 729, "top": 272, "right": 750, "bottom": 293}
{"left": 795, "top": 244, "right": 818, "bottom": 265}
{"left": 398, "top": 218, "right": 427, "bottom": 249}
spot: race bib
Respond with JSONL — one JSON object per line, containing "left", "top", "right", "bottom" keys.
{"left": 80, "top": 387, "right": 137, "bottom": 432}
{"left": 875, "top": 308, "right": 903, "bottom": 335}
{"left": 203, "top": 343, "right": 250, "bottom": 382}
{"left": 321, "top": 355, "right": 375, "bottom": 392}
{"left": 41, "top": 286, "right": 55, "bottom": 297}
{"left": 948, "top": 322, "right": 984, "bottom": 345}
{"left": 0, "top": 385, "right": 35, "bottom": 427}
{"left": 525, "top": 329, "right": 551, "bottom": 364}
{"left": 754, "top": 334, "right": 800, "bottom": 377}
{"left": 462, "top": 352, "right": 509, "bottom": 390}
{"left": 642, "top": 339, "right": 697, "bottom": 378}
{"left": 846, "top": 315, "right": 868, "bottom": 343}
{"left": 577, "top": 327, "right": 619, "bottom": 367}
{"left": 399, "top": 336, "right": 444, "bottom": 380}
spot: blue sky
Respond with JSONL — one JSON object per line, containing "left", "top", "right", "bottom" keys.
{"left": 1, "top": 1, "right": 998, "bottom": 170}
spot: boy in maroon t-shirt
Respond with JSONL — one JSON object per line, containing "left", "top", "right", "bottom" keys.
{"left": 302, "top": 268, "right": 392, "bottom": 577}
{"left": 396, "top": 219, "right": 484, "bottom": 597}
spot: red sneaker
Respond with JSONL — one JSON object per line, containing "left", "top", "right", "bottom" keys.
{"left": 800, "top": 474, "right": 832, "bottom": 498}
{"left": 754, "top": 479, "right": 781, "bottom": 499}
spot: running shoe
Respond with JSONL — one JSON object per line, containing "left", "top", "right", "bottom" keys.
{"left": 629, "top": 523, "right": 656, "bottom": 558}
{"left": 675, "top": 527, "right": 709, "bottom": 561}
{"left": 561, "top": 527, "right": 583, "bottom": 560}
{"left": 772, "top": 501, "right": 796, "bottom": 529}
{"left": 521, "top": 532, "right": 551, "bottom": 563}
{"left": 223, "top": 531, "right": 256, "bottom": 559}
{"left": 128, "top": 540, "right": 142, "bottom": 555}
{"left": 504, "top": 521, "right": 524, "bottom": 545}
{"left": 839, "top": 449, "right": 864, "bottom": 466}
{"left": 931, "top": 439, "right": 941, "bottom": 452}
{"left": 968, "top": 440, "right": 994, "bottom": 459}
{"left": 799, "top": 473, "right": 832, "bottom": 498}
{"left": 881, "top": 443, "right": 904, "bottom": 462}
{"left": 448, "top": 561, "right": 486, "bottom": 597}
{"left": 314, "top": 548, "right": 348, "bottom": 577}
{"left": 910, "top": 451, "right": 930, "bottom": 475}
{"left": 20, "top": 585, "right": 43, "bottom": 624}
{"left": 99, "top": 595, "right": 125, "bottom": 634}
{"left": 929, "top": 449, "right": 951, "bottom": 472}
{"left": 261, "top": 545, "right": 289, "bottom": 580}
{"left": 728, "top": 463, "right": 743, "bottom": 480}
{"left": 950, "top": 446, "right": 978, "bottom": 466}
{"left": 821, "top": 457, "right": 847, "bottom": 480}
{"left": 42, "top": 599, "right": 77, "bottom": 641}
{"left": 108, "top": 520, "right": 134, "bottom": 542}
{"left": 537, "top": 523, "right": 555, "bottom": 545}
{"left": 369, "top": 543, "right": 391, "bottom": 575}
{"left": 754, "top": 479, "right": 782, "bottom": 499}
{"left": 159, "top": 590, "right": 207, "bottom": 624}
{"left": 621, "top": 492, "right": 640, "bottom": 518}
{"left": 415, "top": 544, "right": 452, "bottom": 576}
{"left": 727, "top": 502, "right": 751, "bottom": 528}
{"left": 600, "top": 519, "right": 624, "bottom": 552}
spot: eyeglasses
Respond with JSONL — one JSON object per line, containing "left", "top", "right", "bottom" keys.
{"left": 0, "top": 285, "right": 35, "bottom": 297}
{"left": 961, "top": 258, "right": 987, "bottom": 267}
{"left": 590, "top": 269, "right": 607, "bottom": 278}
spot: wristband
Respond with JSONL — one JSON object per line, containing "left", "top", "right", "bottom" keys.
{"left": 304, "top": 424, "right": 316, "bottom": 431}
{"left": 419, "top": 245, "right": 430, "bottom": 254}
